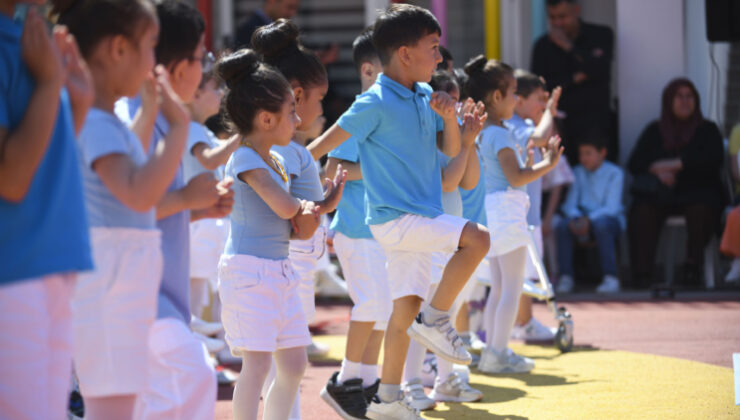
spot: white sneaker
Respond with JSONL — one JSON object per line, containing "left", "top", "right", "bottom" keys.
{"left": 478, "top": 347, "right": 534, "bottom": 374}
{"left": 511, "top": 317, "right": 557, "bottom": 341}
{"left": 460, "top": 331, "right": 486, "bottom": 351}
{"left": 216, "top": 368, "right": 237, "bottom": 385}
{"left": 419, "top": 353, "right": 437, "bottom": 387}
{"left": 366, "top": 394, "right": 423, "bottom": 420}
{"left": 407, "top": 313, "right": 472, "bottom": 365}
{"left": 724, "top": 259, "right": 740, "bottom": 283}
{"left": 556, "top": 275, "right": 574, "bottom": 293}
{"left": 194, "top": 332, "right": 226, "bottom": 354}
{"left": 402, "top": 378, "right": 436, "bottom": 410}
{"left": 307, "top": 340, "right": 330, "bottom": 357}
{"left": 190, "top": 315, "right": 223, "bottom": 336}
{"left": 429, "top": 372, "right": 483, "bottom": 402}
{"left": 596, "top": 275, "right": 620, "bottom": 293}
{"left": 314, "top": 267, "right": 350, "bottom": 298}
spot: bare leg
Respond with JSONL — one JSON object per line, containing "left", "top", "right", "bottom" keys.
{"left": 515, "top": 295, "right": 533, "bottom": 326}
{"left": 380, "top": 296, "right": 422, "bottom": 386}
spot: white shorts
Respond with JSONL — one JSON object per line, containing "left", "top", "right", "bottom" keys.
{"left": 189, "top": 218, "right": 229, "bottom": 286}
{"left": 485, "top": 189, "right": 531, "bottom": 257}
{"left": 72, "top": 227, "right": 162, "bottom": 397}
{"left": 289, "top": 226, "right": 326, "bottom": 324}
{"left": 370, "top": 213, "right": 468, "bottom": 300}
{"left": 134, "top": 318, "right": 216, "bottom": 420}
{"left": 333, "top": 232, "right": 392, "bottom": 330}
{"left": 218, "top": 254, "right": 311, "bottom": 353}
{"left": 524, "top": 225, "right": 543, "bottom": 279}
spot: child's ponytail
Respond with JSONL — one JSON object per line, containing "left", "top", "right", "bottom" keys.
{"left": 463, "top": 54, "right": 514, "bottom": 105}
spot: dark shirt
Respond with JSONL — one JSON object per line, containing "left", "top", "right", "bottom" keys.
{"left": 234, "top": 9, "right": 272, "bottom": 49}
{"left": 627, "top": 120, "right": 725, "bottom": 206}
{"left": 531, "top": 21, "right": 614, "bottom": 117}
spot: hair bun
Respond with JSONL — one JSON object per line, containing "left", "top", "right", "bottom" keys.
{"left": 215, "top": 49, "right": 261, "bottom": 89}
{"left": 464, "top": 54, "right": 487, "bottom": 76}
{"left": 251, "top": 19, "right": 300, "bottom": 59}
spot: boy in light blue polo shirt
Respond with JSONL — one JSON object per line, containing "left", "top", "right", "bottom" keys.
{"left": 0, "top": 7, "right": 92, "bottom": 419}
{"left": 308, "top": 5, "right": 490, "bottom": 418}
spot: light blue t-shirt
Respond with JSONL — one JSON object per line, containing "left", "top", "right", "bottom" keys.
{"left": 460, "top": 146, "right": 487, "bottom": 226}
{"left": 0, "top": 13, "right": 92, "bottom": 285}
{"left": 337, "top": 74, "right": 445, "bottom": 225}
{"left": 438, "top": 151, "right": 463, "bottom": 217}
{"left": 479, "top": 124, "right": 526, "bottom": 194}
{"left": 506, "top": 114, "right": 542, "bottom": 225}
{"left": 77, "top": 108, "right": 156, "bottom": 229}
{"left": 328, "top": 137, "right": 372, "bottom": 239}
{"left": 225, "top": 147, "right": 292, "bottom": 259}
{"left": 273, "top": 141, "right": 324, "bottom": 201}
{"left": 561, "top": 161, "right": 626, "bottom": 229}
{"left": 116, "top": 97, "right": 191, "bottom": 323}
{"left": 183, "top": 121, "right": 221, "bottom": 182}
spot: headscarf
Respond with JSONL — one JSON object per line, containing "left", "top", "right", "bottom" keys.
{"left": 659, "top": 78, "right": 703, "bottom": 153}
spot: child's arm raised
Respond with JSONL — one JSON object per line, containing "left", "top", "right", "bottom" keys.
{"left": 93, "top": 72, "right": 190, "bottom": 212}
{"left": 191, "top": 134, "right": 241, "bottom": 170}
{"left": 499, "top": 136, "right": 564, "bottom": 188}
{"left": 529, "top": 87, "right": 561, "bottom": 147}
{"left": 130, "top": 73, "right": 159, "bottom": 152}
{"left": 307, "top": 123, "right": 352, "bottom": 161}
{"left": 55, "top": 28, "right": 94, "bottom": 135}
{"left": 458, "top": 103, "right": 486, "bottom": 190}
{"left": 431, "top": 91, "right": 462, "bottom": 158}
{"left": 0, "top": 10, "right": 64, "bottom": 202}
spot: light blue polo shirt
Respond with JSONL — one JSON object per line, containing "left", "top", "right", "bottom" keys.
{"left": 479, "top": 124, "right": 526, "bottom": 194}
{"left": 116, "top": 97, "right": 191, "bottom": 323}
{"left": 0, "top": 13, "right": 92, "bottom": 285}
{"left": 77, "top": 108, "right": 156, "bottom": 229}
{"left": 225, "top": 146, "right": 292, "bottom": 259}
{"left": 328, "top": 137, "right": 372, "bottom": 239}
{"left": 273, "top": 141, "right": 324, "bottom": 201}
{"left": 507, "top": 114, "right": 542, "bottom": 225}
{"left": 337, "top": 73, "right": 445, "bottom": 225}
{"left": 460, "top": 146, "right": 487, "bottom": 226}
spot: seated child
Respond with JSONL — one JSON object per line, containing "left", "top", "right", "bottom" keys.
{"left": 556, "top": 136, "right": 625, "bottom": 293}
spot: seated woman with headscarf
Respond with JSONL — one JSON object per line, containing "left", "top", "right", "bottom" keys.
{"left": 627, "top": 78, "right": 725, "bottom": 288}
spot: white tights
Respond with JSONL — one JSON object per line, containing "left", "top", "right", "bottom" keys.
{"left": 233, "top": 347, "right": 307, "bottom": 420}
{"left": 483, "top": 246, "right": 527, "bottom": 351}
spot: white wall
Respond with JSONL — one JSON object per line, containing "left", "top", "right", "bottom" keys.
{"left": 616, "top": 0, "right": 685, "bottom": 164}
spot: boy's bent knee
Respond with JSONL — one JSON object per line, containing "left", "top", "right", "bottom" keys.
{"left": 460, "top": 222, "right": 490, "bottom": 254}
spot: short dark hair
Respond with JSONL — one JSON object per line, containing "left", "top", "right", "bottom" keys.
{"left": 155, "top": 0, "right": 206, "bottom": 67}
{"left": 352, "top": 25, "right": 379, "bottom": 73}
{"left": 53, "top": 0, "right": 156, "bottom": 59}
{"left": 429, "top": 70, "right": 458, "bottom": 95}
{"left": 452, "top": 68, "right": 469, "bottom": 100}
{"left": 252, "top": 19, "right": 327, "bottom": 88}
{"left": 514, "top": 69, "right": 546, "bottom": 98}
{"left": 205, "top": 113, "right": 229, "bottom": 137}
{"left": 463, "top": 55, "right": 514, "bottom": 105}
{"left": 372, "top": 4, "right": 441, "bottom": 65}
{"left": 437, "top": 45, "right": 453, "bottom": 71}
{"left": 578, "top": 129, "right": 608, "bottom": 151}
{"left": 215, "top": 49, "right": 292, "bottom": 135}
{"left": 546, "top": 0, "right": 577, "bottom": 6}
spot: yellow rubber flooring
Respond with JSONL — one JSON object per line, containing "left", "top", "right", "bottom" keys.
{"left": 312, "top": 335, "right": 738, "bottom": 420}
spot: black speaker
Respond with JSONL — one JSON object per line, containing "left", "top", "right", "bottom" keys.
{"left": 706, "top": 0, "right": 740, "bottom": 42}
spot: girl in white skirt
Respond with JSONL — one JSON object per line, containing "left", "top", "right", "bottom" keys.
{"left": 463, "top": 55, "right": 563, "bottom": 374}
{"left": 57, "top": 1, "right": 189, "bottom": 418}
{"left": 215, "top": 49, "right": 345, "bottom": 420}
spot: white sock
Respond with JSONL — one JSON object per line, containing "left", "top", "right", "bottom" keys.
{"left": 337, "top": 359, "right": 362, "bottom": 384}
{"left": 360, "top": 364, "right": 378, "bottom": 387}
{"left": 403, "top": 339, "right": 426, "bottom": 383}
{"left": 422, "top": 305, "right": 448, "bottom": 325}
{"left": 377, "top": 384, "right": 401, "bottom": 403}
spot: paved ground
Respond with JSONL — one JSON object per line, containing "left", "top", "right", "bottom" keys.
{"left": 214, "top": 292, "right": 740, "bottom": 419}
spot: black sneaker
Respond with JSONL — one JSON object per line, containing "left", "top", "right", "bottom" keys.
{"left": 363, "top": 378, "right": 380, "bottom": 405}
{"left": 320, "top": 371, "right": 368, "bottom": 420}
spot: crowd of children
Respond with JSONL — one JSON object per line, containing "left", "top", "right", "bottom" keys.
{"left": 0, "top": 2, "right": 629, "bottom": 420}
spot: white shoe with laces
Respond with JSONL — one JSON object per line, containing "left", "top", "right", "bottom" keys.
{"left": 407, "top": 313, "right": 472, "bottom": 365}
{"left": 511, "top": 317, "right": 557, "bottom": 341}
{"left": 429, "top": 372, "right": 483, "bottom": 402}
{"left": 596, "top": 275, "right": 620, "bottom": 293}
{"left": 478, "top": 347, "right": 535, "bottom": 374}
{"left": 402, "top": 378, "right": 436, "bottom": 410}
{"left": 556, "top": 275, "right": 574, "bottom": 293}
{"left": 366, "top": 393, "right": 423, "bottom": 420}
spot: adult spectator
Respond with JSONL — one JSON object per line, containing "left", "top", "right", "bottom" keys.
{"left": 627, "top": 78, "right": 725, "bottom": 288}
{"left": 532, "top": 0, "right": 613, "bottom": 164}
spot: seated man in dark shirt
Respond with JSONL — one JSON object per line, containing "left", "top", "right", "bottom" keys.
{"left": 532, "top": 0, "right": 614, "bottom": 164}
{"left": 234, "top": 0, "right": 300, "bottom": 48}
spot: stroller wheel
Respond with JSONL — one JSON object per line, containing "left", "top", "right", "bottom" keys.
{"left": 554, "top": 308, "right": 574, "bottom": 352}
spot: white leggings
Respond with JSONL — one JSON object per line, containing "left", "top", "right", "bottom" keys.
{"left": 483, "top": 246, "right": 527, "bottom": 351}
